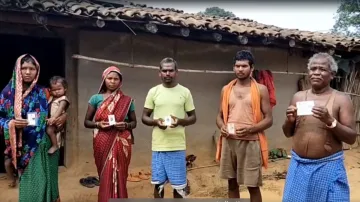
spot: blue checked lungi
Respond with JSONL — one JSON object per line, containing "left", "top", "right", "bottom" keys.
{"left": 151, "top": 150, "right": 187, "bottom": 189}
{"left": 283, "top": 150, "right": 350, "bottom": 202}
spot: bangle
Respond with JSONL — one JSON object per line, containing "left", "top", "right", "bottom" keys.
{"left": 95, "top": 122, "right": 99, "bottom": 128}
{"left": 126, "top": 123, "right": 130, "bottom": 129}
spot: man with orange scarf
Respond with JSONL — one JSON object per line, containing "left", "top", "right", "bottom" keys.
{"left": 216, "top": 50, "right": 273, "bottom": 202}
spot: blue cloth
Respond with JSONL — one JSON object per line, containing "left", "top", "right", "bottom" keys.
{"left": 151, "top": 150, "right": 187, "bottom": 189}
{"left": 0, "top": 71, "right": 48, "bottom": 172}
{"left": 283, "top": 150, "right": 350, "bottom": 202}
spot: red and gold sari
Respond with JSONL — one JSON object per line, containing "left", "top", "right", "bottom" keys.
{"left": 93, "top": 67, "right": 132, "bottom": 201}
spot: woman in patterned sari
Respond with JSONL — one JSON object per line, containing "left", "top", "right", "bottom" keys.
{"left": 84, "top": 66, "right": 137, "bottom": 201}
{"left": 0, "top": 54, "right": 67, "bottom": 202}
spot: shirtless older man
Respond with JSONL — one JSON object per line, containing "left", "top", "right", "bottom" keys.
{"left": 282, "top": 52, "right": 356, "bottom": 202}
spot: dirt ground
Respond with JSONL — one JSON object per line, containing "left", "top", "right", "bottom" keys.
{"left": 1, "top": 148, "right": 360, "bottom": 202}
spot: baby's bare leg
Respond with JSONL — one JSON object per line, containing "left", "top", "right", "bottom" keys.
{"left": 46, "top": 125, "right": 58, "bottom": 154}
{"left": 4, "top": 157, "right": 16, "bottom": 187}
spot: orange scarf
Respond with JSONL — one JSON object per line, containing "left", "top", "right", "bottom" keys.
{"left": 216, "top": 78, "right": 268, "bottom": 169}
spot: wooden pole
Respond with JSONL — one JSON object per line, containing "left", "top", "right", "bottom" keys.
{"left": 72, "top": 54, "right": 360, "bottom": 97}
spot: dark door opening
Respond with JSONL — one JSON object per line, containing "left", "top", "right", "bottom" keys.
{"left": 0, "top": 33, "right": 66, "bottom": 173}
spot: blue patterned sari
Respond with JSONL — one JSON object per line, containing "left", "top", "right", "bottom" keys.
{"left": 0, "top": 54, "right": 60, "bottom": 202}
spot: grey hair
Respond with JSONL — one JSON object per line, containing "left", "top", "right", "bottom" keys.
{"left": 307, "top": 52, "right": 338, "bottom": 73}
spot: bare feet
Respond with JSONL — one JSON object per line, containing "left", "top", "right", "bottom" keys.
{"left": 48, "top": 146, "right": 58, "bottom": 154}
{"left": 8, "top": 179, "right": 16, "bottom": 188}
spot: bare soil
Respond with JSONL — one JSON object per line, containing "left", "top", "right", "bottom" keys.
{"left": 1, "top": 148, "right": 360, "bottom": 202}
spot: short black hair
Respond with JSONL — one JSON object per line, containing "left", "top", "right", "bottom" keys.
{"left": 159, "top": 57, "right": 178, "bottom": 70}
{"left": 49, "top": 76, "right": 67, "bottom": 89}
{"left": 20, "top": 54, "right": 36, "bottom": 66}
{"left": 233, "top": 50, "right": 255, "bottom": 67}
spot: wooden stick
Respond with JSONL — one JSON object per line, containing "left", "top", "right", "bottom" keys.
{"left": 73, "top": 54, "right": 305, "bottom": 74}
{"left": 72, "top": 54, "right": 360, "bottom": 97}
{"left": 347, "top": 92, "right": 360, "bottom": 97}
{"left": 187, "top": 164, "right": 219, "bottom": 171}
{"left": 72, "top": 54, "right": 232, "bottom": 73}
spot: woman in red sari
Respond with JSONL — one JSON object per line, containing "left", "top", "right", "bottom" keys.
{"left": 84, "top": 66, "right": 137, "bottom": 201}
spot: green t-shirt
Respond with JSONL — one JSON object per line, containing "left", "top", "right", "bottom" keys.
{"left": 88, "top": 94, "right": 135, "bottom": 120}
{"left": 144, "top": 84, "right": 195, "bottom": 151}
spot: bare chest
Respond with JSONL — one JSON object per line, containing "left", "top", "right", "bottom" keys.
{"left": 303, "top": 94, "right": 330, "bottom": 106}
{"left": 301, "top": 94, "right": 339, "bottom": 117}
{"left": 231, "top": 87, "right": 251, "bottom": 100}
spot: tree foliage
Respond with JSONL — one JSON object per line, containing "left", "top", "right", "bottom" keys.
{"left": 332, "top": 0, "right": 360, "bottom": 37}
{"left": 198, "top": 7, "right": 236, "bottom": 18}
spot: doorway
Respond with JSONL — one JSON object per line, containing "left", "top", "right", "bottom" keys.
{"left": 0, "top": 33, "right": 66, "bottom": 172}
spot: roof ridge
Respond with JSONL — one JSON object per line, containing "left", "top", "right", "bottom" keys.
{"left": 1, "top": 0, "right": 359, "bottom": 50}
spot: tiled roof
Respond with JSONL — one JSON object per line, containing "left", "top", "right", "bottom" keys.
{"left": 1, "top": 0, "right": 360, "bottom": 51}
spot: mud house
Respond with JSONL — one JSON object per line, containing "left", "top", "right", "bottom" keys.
{"left": 0, "top": 0, "right": 360, "bottom": 174}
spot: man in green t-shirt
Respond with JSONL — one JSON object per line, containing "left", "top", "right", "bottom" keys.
{"left": 142, "top": 57, "right": 197, "bottom": 198}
